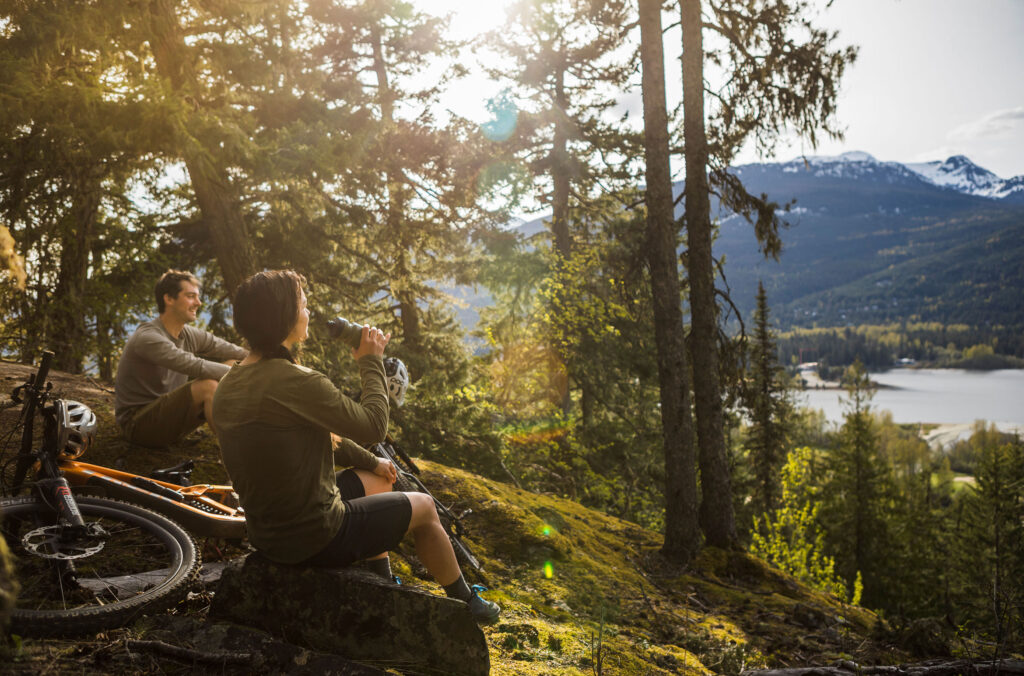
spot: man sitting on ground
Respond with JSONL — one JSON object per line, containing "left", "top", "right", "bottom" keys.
{"left": 114, "top": 270, "right": 248, "bottom": 448}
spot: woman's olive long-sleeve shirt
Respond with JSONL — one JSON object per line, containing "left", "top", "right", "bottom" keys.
{"left": 212, "top": 356, "right": 388, "bottom": 563}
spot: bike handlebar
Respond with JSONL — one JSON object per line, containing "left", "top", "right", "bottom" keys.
{"left": 11, "top": 350, "right": 55, "bottom": 491}
{"left": 33, "top": 350, "right": 54, "bottom": 391}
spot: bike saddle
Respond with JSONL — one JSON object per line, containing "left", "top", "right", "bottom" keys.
{"left": 150, "top": 459, "right": 195, "bottom": 487}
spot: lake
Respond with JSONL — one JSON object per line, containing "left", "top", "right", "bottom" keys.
{"left": 798, "top": 368, "right": 1024, "bottom": 429}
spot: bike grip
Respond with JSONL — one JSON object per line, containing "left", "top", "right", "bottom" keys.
{"left": 34, "top": 351, "right": 54, "bottom": 388}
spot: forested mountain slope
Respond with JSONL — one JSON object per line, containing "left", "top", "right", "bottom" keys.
{"left": 719, "top": 153, "right": 1024, "bottom": 327}
{"left": 480, "top": 153, "right": 1024, "bottom": 333}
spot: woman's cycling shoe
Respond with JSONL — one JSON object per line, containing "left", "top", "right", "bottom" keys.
{"left": 467, "top": 585, "right": 500, "bottom": 624}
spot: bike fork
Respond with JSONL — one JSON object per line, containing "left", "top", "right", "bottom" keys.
{"left": 36, "top": 477, "right": 84, "bottom": 582}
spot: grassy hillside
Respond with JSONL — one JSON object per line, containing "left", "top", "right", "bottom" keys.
{"left": 408, "top": 462, "right": 902, "bottom": 674}
{"left": 0, "top": 361, "right": 924, "bottom": 674}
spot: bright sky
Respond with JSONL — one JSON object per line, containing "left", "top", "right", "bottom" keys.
{"left": 426, "top": 0, "right": 1024, "bottom": 178}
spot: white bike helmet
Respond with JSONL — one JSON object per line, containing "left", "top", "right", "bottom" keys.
{"left": 384, "top": 358, "right": 410, "bottom": 407}
{"left": 56, "top": 399, "right": 97, "bottom": 459}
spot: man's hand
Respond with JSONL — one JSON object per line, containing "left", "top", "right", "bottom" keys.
{"left": 353, "top": 325, "right": 390, "bottom": 360}
{"left": 373, "top": 457, "right": 397, "bottom": 485}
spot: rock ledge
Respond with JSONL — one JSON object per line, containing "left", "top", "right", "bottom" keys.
{"left": 210, "top": 554, "right": 489, "bottom": 676}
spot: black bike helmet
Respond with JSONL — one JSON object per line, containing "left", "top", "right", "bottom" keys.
{"left": 383, "top": 358, "right": 410, "bottom": 407}
{"left": 56, "top": 399, "right": 97, "bottom": 459}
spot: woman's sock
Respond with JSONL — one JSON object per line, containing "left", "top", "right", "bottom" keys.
{"left": 442, "top": 574, "right": 473, "bottom": 601}
{"left": 367, "top": 556, "right": 392, "bottom": 580}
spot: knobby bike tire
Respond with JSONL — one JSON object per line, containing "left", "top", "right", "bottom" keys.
{"left": 0, "top": 495, "right": 200, "bottom": 637}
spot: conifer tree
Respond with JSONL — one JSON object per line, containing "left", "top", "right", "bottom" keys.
{"left": 313, "top": 2, "right": 478, "bottom": 350}
{"left": 0, "top": 0, "right": 168, "bottom": 371}
{"left": 483, "top": 0, "right": 634, "bottom": 417}
{"left": 639, "top": 0, "right": 700, "bottom": 563}
{"left": 140, "top": 0, "right": 259, "bottom": 293}
{"left": 676, "top": 0, "right": 856, "bottom": 548}
{"left": 882, "top": 449, "right": 952, "bottom": 619}
{"left": 953, "top": 436, "right": 1024, "bottom": 650}
{"left": 742, "top": 281, "right": 793, "bottom": 521}
{"left": 821, "top": 360, "right": 891, "bottom": 607}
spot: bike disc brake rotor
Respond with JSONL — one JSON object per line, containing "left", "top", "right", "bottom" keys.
{"left": 22, "top": 522, "right": 108, "bottom": 560}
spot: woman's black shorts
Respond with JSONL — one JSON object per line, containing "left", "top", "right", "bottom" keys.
{"left": 301, "top": 469, "right": 411, "bottom": 567}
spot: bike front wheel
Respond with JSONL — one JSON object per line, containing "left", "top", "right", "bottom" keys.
{"left": 1, "top": 495, "right": 200, "bottom": 636}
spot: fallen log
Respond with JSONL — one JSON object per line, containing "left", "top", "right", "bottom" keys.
{"left": 124, "top": 639, "right": 257, "bottom": 667}
{"left": 741, "top": 658, "right": 1024, "bottom": 676}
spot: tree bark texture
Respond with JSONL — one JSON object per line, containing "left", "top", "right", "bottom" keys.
{"left": 146, "top": 0, "right": 256, "bottom": 294}
{"left": 550, "top": 72, "right": 574, "bottom": 415}
{"left": 550, "top": 85, "right": 572, "bottom": 262}
{"left": 638, "top": 0, "right": 700, "bottom": 564}
{"left": 680, "top": 0, "right": 737, "bottom": 547}
{"left": 51, "top": 170, "right": 101, "bottom": 373}
{"left": 371, "top": 25, "right": 424, "bottom": 355}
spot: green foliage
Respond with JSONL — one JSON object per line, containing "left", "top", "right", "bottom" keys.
{"left": 738, "top": 282, "right": 795, "bottom": 524}
{"left": 750, "top": 447, "right": 849, "bottom": 601}
{"left": 945, "top": 422, "right": 1021, "bottom": 475}
{"left": 950, "top": 435, "right": 1024, "bottom": 651}
{"left": 877, "top": 423, "right": 954, "bottom": 620}
{"left": 817, "top": 361, "right": 894, "bottom": 608}
{"left": 473, "top": 191, "right": 671, "bottom": 529}
{"left": 778, "top": 322, "right": 1024, "bottom": 372}
{"left": 0, "top": 226, "right": 25, "bottom": 290}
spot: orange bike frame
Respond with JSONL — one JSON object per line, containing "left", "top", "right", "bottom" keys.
{"left": 60, "top": 460, "right": 246, "bottom": 540}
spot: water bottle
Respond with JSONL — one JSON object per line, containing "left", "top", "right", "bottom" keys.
{"left": 325, "top": 317, "right": 364, "bottom": 349}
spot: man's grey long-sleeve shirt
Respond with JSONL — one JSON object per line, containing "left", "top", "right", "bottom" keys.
{"left": 114, "top": 318, "right": 248, "bottom": 427}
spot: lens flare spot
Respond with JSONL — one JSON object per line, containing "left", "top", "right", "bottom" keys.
{"left": 543, "top": 561, "right": 554, "bottom": 579}
{"left": 542, "top": 526, "right": 551, "bottom": 536}
{"left": 481, "top": 90, "right": 519, "bottom": 142}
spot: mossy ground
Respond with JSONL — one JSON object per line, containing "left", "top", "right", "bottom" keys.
{"left": 412, "top": 461, "right": 905, "bottom": 674}
{"left": 1, "top": 360, "right": 910, "bottom": 674}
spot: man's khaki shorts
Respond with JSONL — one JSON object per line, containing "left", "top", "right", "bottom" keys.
{"left": 121, "top": 382, "right": 204, "bottom": 449}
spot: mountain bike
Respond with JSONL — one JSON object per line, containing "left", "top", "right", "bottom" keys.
{"left": 0, "top": 351, "right": 202, "bottom": 636}
{"left": 369, "top": 437, "right": 481, "bottom": 570}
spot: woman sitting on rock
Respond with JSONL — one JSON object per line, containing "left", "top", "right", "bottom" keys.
{"left": 212, "top": 269, "right": 499, "bottom": 623}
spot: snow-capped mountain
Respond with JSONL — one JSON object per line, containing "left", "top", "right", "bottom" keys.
{"left": 904, "top": 154, "right": 1024, "bottom": 199}
{"left": 714, "top": 151, "right": 1024, "bottom": 328}
{"left": 778, "top": 151, "right": 928, "bottom": 185}
{"left": 777, "top": 151, "right": 1024, "bottom": 201}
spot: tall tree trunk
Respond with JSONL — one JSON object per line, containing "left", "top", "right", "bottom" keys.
{"left": 371, "top": 24, "right": 422, "bottom": 355}
{"left": 550, "top": 77, "right": 572, "bottom": 261}
{"left": 639, "top": 0, "right": 700, "bottom": 564}
{"left": 90, "top": 235, "right": 116, "bottom": 382}
{"left": 51, "top": 171, "right": 102, "bottom": 373}
{"left": 145, "top": 0, "right": 256, "bottom": 294}
{"left": 550, "top": 72, "right": 574, "bottom": 415}
{"left": 681, "top": 0, "right": 737, "bottom": 548}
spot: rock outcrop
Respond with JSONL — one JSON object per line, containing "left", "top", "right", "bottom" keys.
{"left": 210, "top": 554, "right": 489, "bottom": 676}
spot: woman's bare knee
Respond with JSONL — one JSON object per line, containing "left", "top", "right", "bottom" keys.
{"left": 406, "top": 492, "right": 440, "bottom": 530}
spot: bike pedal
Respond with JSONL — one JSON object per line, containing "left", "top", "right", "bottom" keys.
{"left": 150, "top": 459, "right": 195, "bottom": 487}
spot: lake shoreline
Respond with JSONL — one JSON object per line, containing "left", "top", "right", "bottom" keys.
{"left": 796, "top": 368, "right": 1024, "bottom": 435}
{"left": 922, "top": 422, "right": 1024, "bottom": 448}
